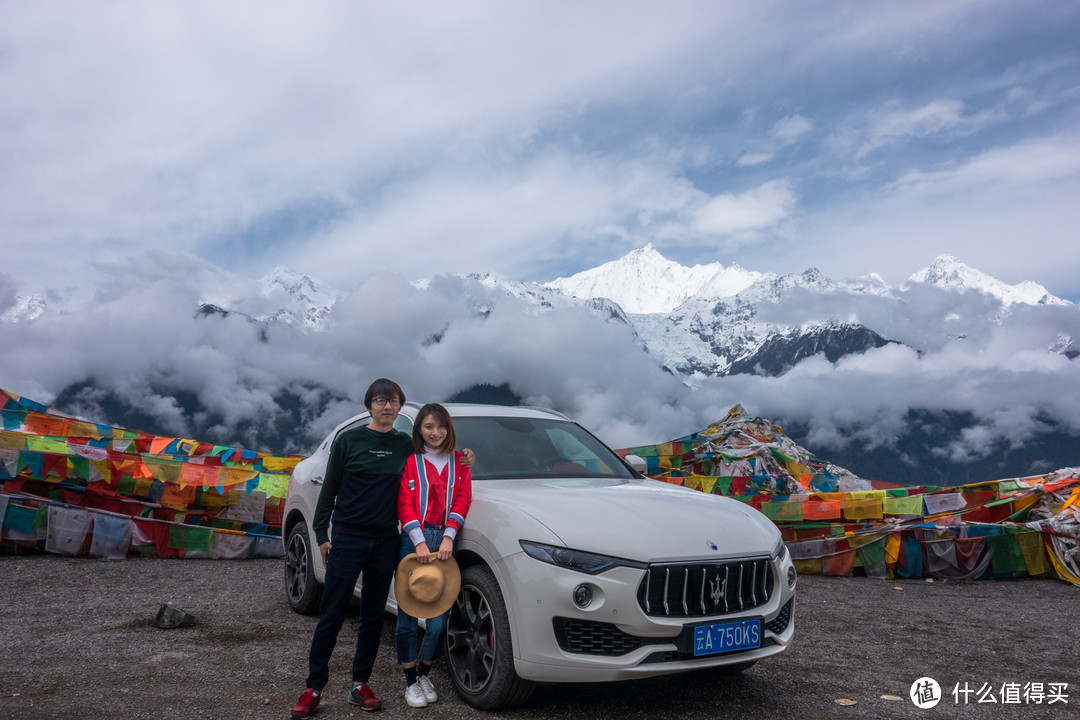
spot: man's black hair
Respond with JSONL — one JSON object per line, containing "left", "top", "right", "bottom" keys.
{"left": 364, "top": 378, "right": 406, "bottom": 409}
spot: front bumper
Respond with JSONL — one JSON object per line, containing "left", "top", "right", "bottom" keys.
{"left": 496, "top": 549, "right": 797, "bottom": 683}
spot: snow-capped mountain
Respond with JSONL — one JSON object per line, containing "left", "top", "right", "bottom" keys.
{"left": 0, "top": 294, "right": 47, "bottom": 323}
{"left": 256, "top": 266, "right": 345, "bottom": 329}
{"left": 191, "top": 267, "right": 344, "bottom": 330}
{"left": 260, "top": 266, "right": 343, "bottom": 308}
{"left": 907, "top": 254, "right": 1068, "bottom": 307}
{"left": 544, "top": 243, "right": 763, "bottom": 314}
{"left": 531, "top": 248, "right": 1073, "bottom": 378}
{"left": 630, "top": 267, "right": 870, "bottom": 376}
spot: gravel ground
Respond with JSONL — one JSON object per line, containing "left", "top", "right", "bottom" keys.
{"left": 0, "top": 555, "right": 1076, "bottom": 720}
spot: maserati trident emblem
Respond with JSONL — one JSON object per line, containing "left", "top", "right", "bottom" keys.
{"left": 706, "top": 540, "right": 718, "bottom": 550}
{"left": 708, "top": 572, "right": 724, "bottom": 607}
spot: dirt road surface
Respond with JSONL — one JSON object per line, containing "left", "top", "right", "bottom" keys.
{"left": 0, "top": 556, "right": 1075, "bottom": 719}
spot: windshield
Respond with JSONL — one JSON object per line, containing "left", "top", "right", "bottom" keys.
{"left": 450, "top": 416, "right": 636, "bottom": 481}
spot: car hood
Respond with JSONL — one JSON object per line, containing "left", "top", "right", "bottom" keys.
{"left": 477, "top": 477, "right": 779, "bottom": 563}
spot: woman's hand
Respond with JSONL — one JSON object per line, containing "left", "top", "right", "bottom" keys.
{"left": 436, "top": 535, "right": 454, "bottom": 560}
{"left": 320, "top": 541, "right": 331, "bottom": 568}
{"left": 415, "top": 542, "right": 433, "bottom": 563}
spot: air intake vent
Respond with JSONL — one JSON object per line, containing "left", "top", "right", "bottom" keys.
{"left": 765, "top": 598, "right": 793, "bottom": 634}
{"left": 552, "top": 617, "right": 668, "bottom": 656}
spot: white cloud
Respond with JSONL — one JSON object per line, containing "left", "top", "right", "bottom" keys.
{"left": 736, "top": 114, "right": 813, "bottom": 167}
{"left": 771, "top": 114, "right": 813, "bottom": 145}
{"left": 693, "top": 180, "right": 797, "bottom": 237}
{"left": 0, "top": 2, "right": 730, "bottom": 279}
{"left": 736, "top": 152, "right": 775, "bottom": 168}
{"left": 284, "top": 156, "right": 707, "bottom": 284}
{"left": 854, "top": 99, "right": 998, "bottom": 159}
{"left": 890, "top": 132, "right": 1080, "bottom": 194}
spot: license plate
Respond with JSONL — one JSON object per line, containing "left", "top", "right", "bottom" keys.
{"left": 692, "top": 618, "right": 761, "bottom": 657}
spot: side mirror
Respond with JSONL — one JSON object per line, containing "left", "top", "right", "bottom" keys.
{"left": 625, "top": 454, "right": 648, "bottom": 474}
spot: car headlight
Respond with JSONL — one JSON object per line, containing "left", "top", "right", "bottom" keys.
{"left": 772, "top": 539, "right": 788, "bottom": 564}
{"left": 773, "top": 539, "right": 796, "bottom": 587}
{"left": 519, "top": 540, "right": 646, "bottom": 575}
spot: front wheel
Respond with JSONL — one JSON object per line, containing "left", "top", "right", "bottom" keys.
{"left": 284, "top": 520, "right": 323, "bottom": 615}
{"left": 445, "top": 565, "right": 534, "bottom": 709}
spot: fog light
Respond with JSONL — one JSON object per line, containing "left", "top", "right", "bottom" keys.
{"left": 787, "top": 566, "right": 797, "bottom": 587}
{"left": 573, "top": 584, "right": 593, "bottom": 608}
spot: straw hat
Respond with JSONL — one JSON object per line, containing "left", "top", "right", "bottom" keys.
{"left": 394, "top": 553, "right": 461, "bottom": 618}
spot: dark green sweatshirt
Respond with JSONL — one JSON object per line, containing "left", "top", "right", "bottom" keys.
{"left": 312, "top": 424, "right": 413, "bottom": 545}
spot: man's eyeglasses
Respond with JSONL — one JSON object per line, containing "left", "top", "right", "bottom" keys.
{"left": 371, "top": 397, "right": 401, "bottom": 407}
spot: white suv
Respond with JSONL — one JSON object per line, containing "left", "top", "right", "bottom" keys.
{"left": 283, "top": 403, "right": 796, "bottom": 710}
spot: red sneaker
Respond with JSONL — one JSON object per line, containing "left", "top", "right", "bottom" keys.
{"left": 291, "top": 688, "right": 320, "bottom": 719}
{"left": 348, "top": 681, "right": 383, "bottom": 711}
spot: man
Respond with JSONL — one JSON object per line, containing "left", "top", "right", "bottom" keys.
{"left": 291, "top": 379, "right": 473, "bottom": 718}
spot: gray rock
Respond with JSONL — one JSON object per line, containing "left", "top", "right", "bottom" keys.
{"left": 154, "top": 602, "right": 195, "bottom": 629}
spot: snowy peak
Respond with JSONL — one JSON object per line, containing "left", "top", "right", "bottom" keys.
{"left": 543, "top": 243, "right": 763, "bottom": 314}
{"left": 710, "top": 267, "right": 834, "bottom": 308}
{"left": 255, "top": 267, "right": 345, "bottom": 329}
{"left": 0, "top": 294, "right": 47, "bottom": 323}
{"left": 844, "top": 273, "right": 893, "bottom": 297}
{"left": 908, "top": 255, "right": 1068, "bottom": 306}
{"left": 259, "top": 266, "right": 344, "bottom": 307}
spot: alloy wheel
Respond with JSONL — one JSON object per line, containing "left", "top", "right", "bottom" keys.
{"left": 446, "top": 583, "right": 496, "bottom": 692}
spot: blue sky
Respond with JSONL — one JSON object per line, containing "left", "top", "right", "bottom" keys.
{"left": 2, "top": 1, "right": 1080, "bottom": 300}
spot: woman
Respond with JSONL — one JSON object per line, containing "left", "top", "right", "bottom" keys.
{"left": 395, "top": 403, "right": 473, "bottom": 707}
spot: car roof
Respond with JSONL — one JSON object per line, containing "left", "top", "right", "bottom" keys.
{"left": 400, "top": 402, "right": 571, "bottom": 422}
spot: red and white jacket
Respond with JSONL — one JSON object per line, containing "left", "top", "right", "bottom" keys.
{"left": 398, "top": 450, "right": 472, "bottom": 541}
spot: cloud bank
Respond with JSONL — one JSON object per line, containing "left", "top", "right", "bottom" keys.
{"left": 1, "top": 253, "right": 1077, "bottom": 485}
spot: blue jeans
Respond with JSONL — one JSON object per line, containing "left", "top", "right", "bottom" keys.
{"left": 306, "top": 532, "right": 398, "bottom": 691}
{"left": 395, "top": 527, "right": 455, "bottom": 665}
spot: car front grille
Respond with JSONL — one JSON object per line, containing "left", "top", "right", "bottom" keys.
{"left": 638, "top": 558, "right": 774, "bottom": 618}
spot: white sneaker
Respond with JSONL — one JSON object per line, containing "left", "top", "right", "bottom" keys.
{"left": 418, "top": 675, "right": 438, "bottom": 703}
{"left": 405, "top": 682, "right": 428, "bottom": 708}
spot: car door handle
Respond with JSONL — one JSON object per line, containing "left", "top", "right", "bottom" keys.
{"left": 312, "top": 475, "right": 324, "bottom": 485}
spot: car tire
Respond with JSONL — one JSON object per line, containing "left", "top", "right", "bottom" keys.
{"left": 445, "top": 565, "right": 534, "bottom": 710}
{"left": 284, "top": 520, "right": 323, "bottom": 615}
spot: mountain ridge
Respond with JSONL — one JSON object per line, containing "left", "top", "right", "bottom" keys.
{"left": 907, "top": 254, "right": 1068, "bottom": 307}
